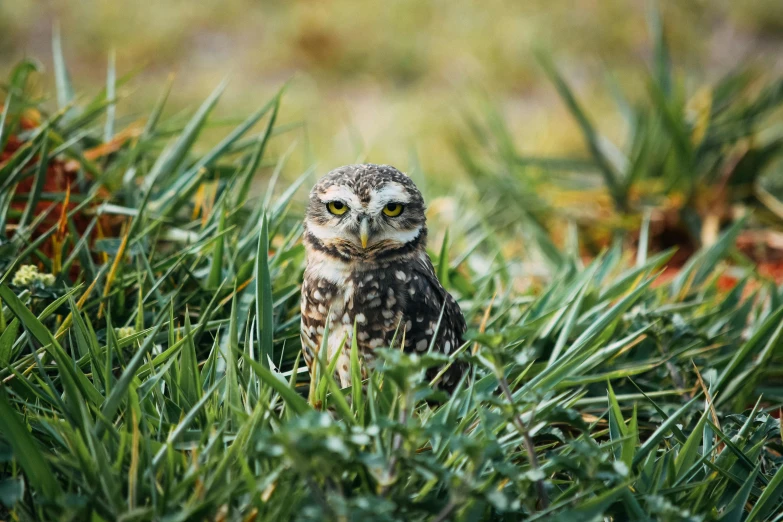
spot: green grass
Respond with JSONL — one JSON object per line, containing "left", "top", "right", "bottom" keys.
{"left": 2, "top": 50, "right": 783, "bottom": 521}
{"left": 454, "top": 10, "right": 783, "bottom": 273}
{"left": 459, "top": 33, "right": 783, "bottom": 260}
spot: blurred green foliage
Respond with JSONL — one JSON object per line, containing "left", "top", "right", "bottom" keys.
{"left": 461, "top": 34, "right": 783, "bottom": 261}
{"left": 2, "top": 0, "right": 783, "bottom": 181}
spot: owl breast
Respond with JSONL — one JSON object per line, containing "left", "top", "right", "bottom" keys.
{"left": 301, "top": 257, "right": 411, "bottom": 387}
{"left": 301, "top": 249, "right": 465, "bottom": 391}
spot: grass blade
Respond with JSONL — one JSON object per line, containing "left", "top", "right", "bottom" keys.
{"left": 256, "top": 214, "right": 274, "bottom": 368}
{"left": 52, "top": 24, "right": 75, "bottom": 112}
{"left": 0, "top": 391, "right": 62, "bottom": 500}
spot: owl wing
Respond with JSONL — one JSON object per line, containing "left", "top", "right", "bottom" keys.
{"left": 300, "top": 276, "right": 325, "bottom": 371}
{"left": 404, "top": 253, "right": 467, "bottom": 391}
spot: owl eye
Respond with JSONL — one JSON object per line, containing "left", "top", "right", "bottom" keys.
{"left": 383, "top": 202, "right": 404, "bottom": 217}
{"left": 327, "top": 201, "right": 348, "bottom": 215}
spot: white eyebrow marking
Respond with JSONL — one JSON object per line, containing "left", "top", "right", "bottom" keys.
{"left": 367, "top": 183, "right": 411, "bottom": 214}
{"left": 318, "top": 186, "right": 362, "bottom": 209}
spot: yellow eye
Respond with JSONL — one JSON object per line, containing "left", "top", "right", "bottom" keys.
{"left": 383, "top": 203, "right": 404, "bottom": 217}
{"left": 327, "top": 201, "right": 348, "bottom": 215}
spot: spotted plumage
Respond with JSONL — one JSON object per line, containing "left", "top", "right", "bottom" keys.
{"left": 301, "top": 164, "right": 466, "bottom": 392}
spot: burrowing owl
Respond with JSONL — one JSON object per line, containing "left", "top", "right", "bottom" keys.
{"left": 300, "top": 164, "right": 466, "bottom": 392}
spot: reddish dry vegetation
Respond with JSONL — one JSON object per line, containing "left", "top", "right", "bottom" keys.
{"left": 2, "top": 111, "right": 119, "bottom": 278}
{"left": 646, "top": 205, "right": 783, "bottom": 289}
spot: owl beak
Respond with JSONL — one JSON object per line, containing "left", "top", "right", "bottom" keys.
{"left": 359, "top": 217, "right": 370, "bottom": 249}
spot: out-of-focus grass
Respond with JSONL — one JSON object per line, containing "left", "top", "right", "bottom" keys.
{"left": 4, "top": 52, "right": 783, "bottom": 520}
{"left": 2, "top": 0, "right": 783, "bottom": 181}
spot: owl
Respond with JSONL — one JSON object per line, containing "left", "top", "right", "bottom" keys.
{"left": 300, "top": 164, "right": 466, "bottom": 393}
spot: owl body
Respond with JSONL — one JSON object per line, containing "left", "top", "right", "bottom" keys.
{"left": 301, "top": 164, "right": 465, "bottom": 391}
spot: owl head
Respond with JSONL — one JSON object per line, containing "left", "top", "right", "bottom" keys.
{"left": 303, "top": 164, "right": 427, "bottom": 262}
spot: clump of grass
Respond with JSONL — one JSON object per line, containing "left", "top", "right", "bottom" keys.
{"left": 1, "top": 41, "right": 783, "bottom": 521}
{"left": 460, "top": 10, "right": 783, "bottom": 265}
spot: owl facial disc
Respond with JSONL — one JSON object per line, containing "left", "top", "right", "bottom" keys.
{"left": 304, "top": 164, "right": 427, "bottom": 262}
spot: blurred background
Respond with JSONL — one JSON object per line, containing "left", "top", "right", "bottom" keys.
{"left": 3, "top": 0, "right": 783, "bottom": 179}
{"left": 3, "top": 0, "right": 783, "bottom": 281}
